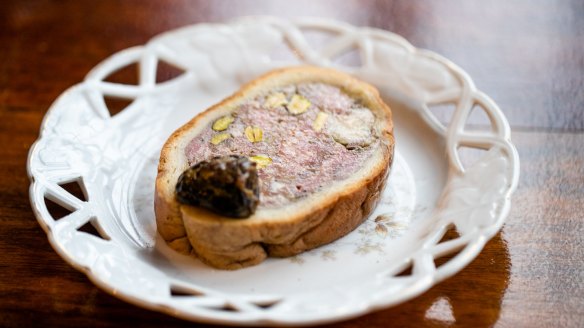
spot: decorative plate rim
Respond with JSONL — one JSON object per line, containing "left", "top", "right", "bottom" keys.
{"left": 27, "top": 16, "right": 519, "bottom": 326}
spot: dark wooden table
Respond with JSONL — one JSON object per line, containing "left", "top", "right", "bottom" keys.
{"left": 1, "top": 1, "right": 583, "bottom": 327}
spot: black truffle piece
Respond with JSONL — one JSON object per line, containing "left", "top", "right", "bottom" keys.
{"left": 175, "top": 155, "right": 259, "bottom": 218}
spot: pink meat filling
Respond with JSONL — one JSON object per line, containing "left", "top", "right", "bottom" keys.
{"left": 185, "top": 83, "right": 378, "bottom": 207}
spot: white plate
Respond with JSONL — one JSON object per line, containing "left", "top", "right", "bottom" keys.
{"left": 27, "top": 17, "right": 519, "bottom": 326}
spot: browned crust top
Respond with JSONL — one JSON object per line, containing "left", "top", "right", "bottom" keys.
{"left": 155, "top": 66, "right": 394, "bottom": 267}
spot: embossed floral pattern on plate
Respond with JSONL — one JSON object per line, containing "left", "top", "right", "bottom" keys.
{"left": 27, "top": 17, "right": 519, "bottom": 326}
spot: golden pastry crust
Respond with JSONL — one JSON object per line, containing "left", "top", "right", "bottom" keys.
{"left": 155, "top": 66, "right": 394, "bottom": 269}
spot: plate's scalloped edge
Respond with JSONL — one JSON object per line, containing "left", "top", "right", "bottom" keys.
{"left": 26, "top": 16, "right": 519, "bottom": 326}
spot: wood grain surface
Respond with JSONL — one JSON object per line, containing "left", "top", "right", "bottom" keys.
{"left": 1, "top": 1, "right": 583, "bottom": 327}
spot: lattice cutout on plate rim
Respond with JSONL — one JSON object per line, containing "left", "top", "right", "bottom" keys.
{"left": 28, "top": 18, "right": 518, "bottom": 323}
